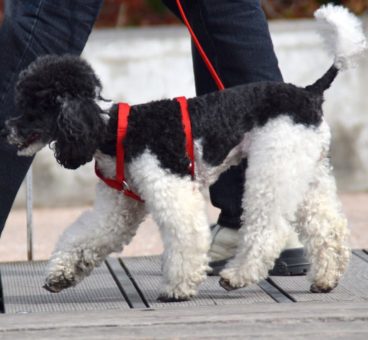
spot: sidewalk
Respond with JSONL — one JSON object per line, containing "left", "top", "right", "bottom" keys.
{"left": 0, "top": 193, "right": 367, "bottom": 262}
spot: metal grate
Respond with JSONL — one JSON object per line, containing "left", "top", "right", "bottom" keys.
{"left": 0, "top": 261, "right": 130, "bottom": 313}
{"left": 269, "top": 254, "right": 367, "bottom": 303}
{"left": 123, "top": 256, "right": 275, "bottom": 308}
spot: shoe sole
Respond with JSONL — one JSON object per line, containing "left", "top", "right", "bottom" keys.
{"left": 208, "top": 248, "right": 310, "bottom": 276}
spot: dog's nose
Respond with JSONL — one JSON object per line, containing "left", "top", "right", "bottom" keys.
{"left": 0, "top": 125, "right": 10, "bottom": 140}
{"left": 0, "top": 120, "right": 18, "bottom": 142}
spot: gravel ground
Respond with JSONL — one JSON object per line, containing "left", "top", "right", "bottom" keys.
{"left": 0, "top": 193, "right": 367, "bottom": 262}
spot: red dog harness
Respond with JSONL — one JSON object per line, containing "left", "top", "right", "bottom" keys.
{"left": 95, "top": 97, "right": 194, "bottom": 202}
{"left": 95, "top": 0, "right": 225, "bottom": 202}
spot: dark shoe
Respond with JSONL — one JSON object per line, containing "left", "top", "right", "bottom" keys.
{"left": 209, "top": 247, "right": 310, "bottom": 276}
{"left": 269, "top": 247, "right": 310, "bottom": 276}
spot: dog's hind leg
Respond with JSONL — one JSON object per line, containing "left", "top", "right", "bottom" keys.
{"left": 44, "top": 182, "right": 146, "bottom": 293}
{"left": 129, "top": 151, "right": 210, "bottom": 302}
{"left": 219, "top": 116, "right": 322, "bottom": 290}
{"left": 295, "top": 158, "right": 350, "bottom": 293}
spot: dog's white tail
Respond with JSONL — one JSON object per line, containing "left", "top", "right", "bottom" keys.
{"left": 315, "top": 4, "right": 367, "bottom": 70}
{"left": 306, "top": 5, "right": 367, "bottom": 94}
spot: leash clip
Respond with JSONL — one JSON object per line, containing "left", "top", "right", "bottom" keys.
{"left": 189, "top": 162, "right": 194, "bottom": 174}
{"left": 122, "top": 180, "right": 131, "bottom": 192}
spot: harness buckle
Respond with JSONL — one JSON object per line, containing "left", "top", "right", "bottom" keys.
{"left": 122, "top": 180, "right": 130, "bottom": 192}
{"left": 189, "top": 162, "right": 194, "bottom": 175}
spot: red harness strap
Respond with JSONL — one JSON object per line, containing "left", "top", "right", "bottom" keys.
{"left": 95, "top": 102, "right": 144, "bottom": 202}
{"left": 177, "top": 96, "right": 195, "bottom": 178}
{"left": 95, "top": 97, "right": 195, "bottom": 202}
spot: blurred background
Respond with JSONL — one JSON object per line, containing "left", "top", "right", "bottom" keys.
{"left": 89, "top": 0, "right": 368, "bottom": 25}
{"left": 2, "top": 0, "right": 365, "bottom": 26}
{"left": 0, "top": 0, "right": 367, "bottom": 261}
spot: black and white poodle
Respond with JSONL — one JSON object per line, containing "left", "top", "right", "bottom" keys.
{"left": 3, "top": 5, "right": 367, "bottom": 301}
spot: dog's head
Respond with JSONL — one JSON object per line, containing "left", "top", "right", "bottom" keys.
{"left": 4, "top": 55, "right": 106, "bottom": 169}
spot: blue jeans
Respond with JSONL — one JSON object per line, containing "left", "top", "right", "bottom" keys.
{"left": 0, "top": 0, "right": 103, "bottom": 234}
{"left": 163, "top": 0, "right": 283, "bottom": 229}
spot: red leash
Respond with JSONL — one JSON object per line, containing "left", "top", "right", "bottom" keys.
{"left": 175, "top": 0, "right": 225, "bottom": 91}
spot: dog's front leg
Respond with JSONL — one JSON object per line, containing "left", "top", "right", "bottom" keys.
{"left": 156, "top": 185, "right": 210, "bottom": 302}
{"left": 129, "top": 151, "right": 210, "bottom": 302}
{"left": 44, "top": 182, "right": 146, "bottom": 293}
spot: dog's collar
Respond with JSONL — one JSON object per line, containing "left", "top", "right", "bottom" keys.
{"left": 95, "top": 97, "right": 195, "bottom": 202}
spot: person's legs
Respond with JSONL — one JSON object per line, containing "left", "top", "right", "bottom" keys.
{"left": 0, "top": 0, "right": 103, "bottom": 235}
{"left": 190, "top": 0, "right": 284, "bottom": 228}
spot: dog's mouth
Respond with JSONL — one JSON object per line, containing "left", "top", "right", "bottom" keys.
{"left": 10, "top": 131, "right": 46, "bottom": 157}
{"left": 4, "top": 120, "right": 42, "bottom": 149}
{"left": 18, "top": 132, "right": 42, "bottom": 150}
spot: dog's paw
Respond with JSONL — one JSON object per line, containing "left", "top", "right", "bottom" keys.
{"left": 219, "top": 277, "right": 239, "bottom": 291}
{"left": 157, "top": 294, "right": 191, "bottom": 303}
{"left": 219, "top": 267, "right": 256, "bottom": 291}
{"left": 157, "top": 284, "right": 197, "bottom": 303}
{"left": 43, "top": 250, "right": 96, "bottom": 293}
{"left": 43, "top": 262, "right": 79, "bottom": 293}
{"left": 310, "top": 282, "right": 337, "bottom": 294}
{"left": 43, "top": 273, "right": 76, "bottom": 293}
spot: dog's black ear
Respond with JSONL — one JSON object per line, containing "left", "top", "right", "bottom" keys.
{"left": 53, "top": 97, "right": 104, "bottom": 169}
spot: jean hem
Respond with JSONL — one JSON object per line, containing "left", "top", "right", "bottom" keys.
{"left": 217, "top": 213, "right": 241, "bottom": 230}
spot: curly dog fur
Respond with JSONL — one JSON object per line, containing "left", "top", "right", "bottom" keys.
{"left": 3, "top": 5, "right": 366, "bottom": 301}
